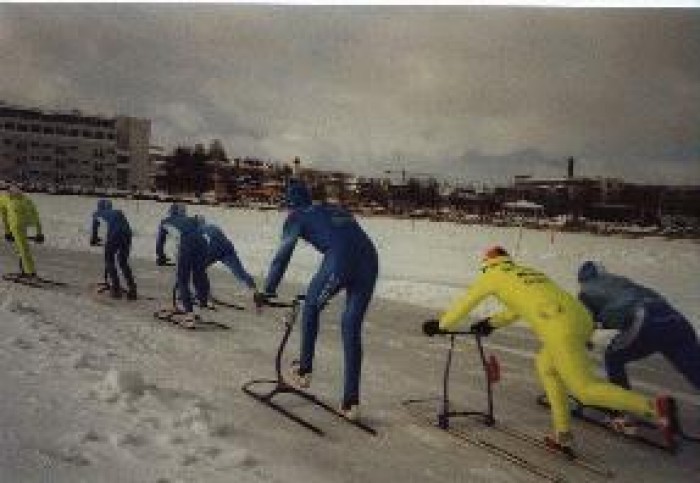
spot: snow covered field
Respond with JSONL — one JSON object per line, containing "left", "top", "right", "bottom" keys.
{"left": 33, "top": 194, "right": 700, "bottom": 327}
{"left": 0, "top": 194, "right": 698, "bottom": 483}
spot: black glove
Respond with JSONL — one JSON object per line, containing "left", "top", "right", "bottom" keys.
{"left": 156, "top": 255, "right": 170, "bottom": 266}
{"left": 34, "top": 233, "right": 44, "bottom": 244}
{"left": 4, "top": 233, "right": 14, "bottom": 242}
{"left": 422, "top": 319, "right": 445, "bottom": 337}
{"left": 90, "top": 236, "right": 101, "bottom": 246}
{"left": 470, "top": 318, "right": 494, "bottom": 337}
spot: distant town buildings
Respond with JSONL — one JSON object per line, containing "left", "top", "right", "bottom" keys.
{"left": 1, "top": 101, "right": 698, "bottom": 236}
{"left": 0, "top": 102, "right": 151, "bottom": 192}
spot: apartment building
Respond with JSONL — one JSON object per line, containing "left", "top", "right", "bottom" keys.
{"left": 0, "top": 102, "right": 151, "bottom": 191}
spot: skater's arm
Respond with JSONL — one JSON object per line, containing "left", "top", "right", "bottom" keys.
{"left": 90, "top": 212, "right": 101, "bottom": 243}
{"left": 263, "top": 218, "right": 301, "bottom": 294}
{"left": 439, "top": 275, "right": 493, "bottom": 331}
{"left": 155, "top": 222, "right": 168, "bottom": 259}
{"left": 487, "top": 308, "right": 520, "bottom": 328}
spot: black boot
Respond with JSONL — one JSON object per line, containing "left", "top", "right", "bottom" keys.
{"left": 110, "top": 287, "right": 123, "bottom": 299}
{"left": 126, "top": 285, "right": 138, "bottom": 301}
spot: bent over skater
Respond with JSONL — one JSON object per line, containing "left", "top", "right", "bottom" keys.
{"left": 156, "top": 203, "right": 210, "bottom": 327}
{"left": 0, "top": 184, "right": 44, "bottom": 279}
{"left": 577, "top": 261, "right": 700, "bottom": 392}
{"left": 194, "top": 215, "right": 257, "bottom": 294}
{"left": 90, "top": 198, "right": 137, "bottom": 299}
{"left": 258, "top": 180, "right": 378, "bottom": 420}
{"left": 423, "top": 246, "right": 679, "bottom": 449}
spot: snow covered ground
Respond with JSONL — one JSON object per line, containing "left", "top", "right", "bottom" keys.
{"left": 0, "top": 194, "right": 698, "bottom": 483}
{"left": 33, "top": 194, "right": 700, "bottom": 327}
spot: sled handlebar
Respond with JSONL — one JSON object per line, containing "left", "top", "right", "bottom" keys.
{"left": 256, "top": 294, "right": 305, "bottom": 309}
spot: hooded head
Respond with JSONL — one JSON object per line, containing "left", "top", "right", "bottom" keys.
{"left": 168, "top": 203, "right": 187, "bottom": 217}
{"left": 285, "top": 180, "right": 312, "bottom": 209}
{"left": 578, "top": 261, "right": 606, "bottom": 283}
{"left": 481, "top": 245, "right": 512, "bottom": 271}
{"left": 97, "top": 199, "right": 112, "bottom": 211}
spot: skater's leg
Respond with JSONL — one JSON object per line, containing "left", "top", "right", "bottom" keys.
{"left": 551, "top": 336, "right": 655, "bottom": 420}
{"left": 220, "top": 252, "right": 256, "bottom": 290}
{"left": 12, "top": 227, "right": 36, "bottom": 275}
{"left": 176, "top": 251, "right": 195, "bottom": 313}
{"left": 117, "top": 234, "right": 137, "bottom": 294}
{"left": 299, "top": 258, "right": 342, "bottom": 375}
{"left": 192, "top": 250, "right": 210, "bottom": 307}
{"left": 104, "top": 238, "right": 121, "bottom": 292}
{"left": 340, "top": 281, "right": 375, "bottom": 407}
{"left": 536, "top": 348, "right": 572, "bottom": 434}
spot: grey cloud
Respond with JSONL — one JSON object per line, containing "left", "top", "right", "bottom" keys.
{"left": 0, "top": 5, "right": 698, "bottom": 184}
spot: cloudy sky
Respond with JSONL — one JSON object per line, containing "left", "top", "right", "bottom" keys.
{"left": 1, "top": 4, "right": 698, "bottom": 184}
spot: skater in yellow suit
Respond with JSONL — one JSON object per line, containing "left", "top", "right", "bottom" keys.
{"left": 422, "top": 246, "right": 678, "bottom": 449}
{"left": 0, "top": 185, "right": 44, "bottom": 277}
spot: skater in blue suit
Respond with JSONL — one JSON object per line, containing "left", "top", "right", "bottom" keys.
{"left": 156, "top": 203, "right": 210, "bottom": 326}
{"left": 578, "top": 261, "right": 700, "bottom": 392}
{"left": 194, "top": 215, "right": 257, "bottom": 293}
{"left": 258, "top": 179, "right": 379, "bottom": 420}
{"left": 90, "top": 199, "right": 137, "bottom": 299}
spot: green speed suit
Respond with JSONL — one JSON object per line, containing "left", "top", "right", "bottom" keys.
{"left": 0, "top": 193, "right": 43, "bottom": 275}
{"left": 438, "top": 254, "right": 657, "bottom": 434}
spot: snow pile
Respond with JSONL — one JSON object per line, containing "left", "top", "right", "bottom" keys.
{"left": 93, "top": 368, "right": 148, "bottom": 402}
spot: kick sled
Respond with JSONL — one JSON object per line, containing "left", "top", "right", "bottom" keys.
{"left": 404, "top": 329, "right": 614, "bottom": 482}
{"left": 242, "top": 294, "right": 376, "bottom": 436}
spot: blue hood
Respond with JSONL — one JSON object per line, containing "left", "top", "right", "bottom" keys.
{"left": 97, "top": 199, "right": 112, "bottom": 211}
{"left": 168, "top": 203, "right": 187, "bottom": 217}
{"left": 578, "top": 261, "right": 606, "bottom": 283}
{"left": 285, "top": 180, "right": 312, "bottom": 209}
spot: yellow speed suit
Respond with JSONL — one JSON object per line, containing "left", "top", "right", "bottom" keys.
{"left": 439, "top": 255, "right": 655, "bottom": 434}
{"left": 0, "top": 193, "right": 43, "bottom": 275}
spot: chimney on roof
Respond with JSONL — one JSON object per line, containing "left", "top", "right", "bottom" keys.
{"left": 567, "top": 157, "right": 575, "bottom": 178}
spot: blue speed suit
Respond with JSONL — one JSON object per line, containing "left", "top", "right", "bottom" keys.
{"left": 91, "top": 199, "right": 136, "bottom": 297}
{"left": 264, "top": 180, "right": 379, "bottom": 407}
{"left": 156, "top": 204, "right": 210, "bottom": 313}
{"left": 578, "top": 261, "right": 700, "bottom": 390}
{"left": 196, "top": 216, "right": 256, "bottom": 291}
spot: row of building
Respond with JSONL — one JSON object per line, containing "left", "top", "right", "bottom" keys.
{"left": 1, "top": 102, "right": 699, "bottom": 231}
{"left": 0, "top": 102, "right": 150, "bottom": 192}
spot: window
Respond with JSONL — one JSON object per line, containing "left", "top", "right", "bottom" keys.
{"left": 82, "top": 130, "right": 92, "bottom": 138}
{"left": 107, "top": 133, "right": 115, "bottom": 140}
{"left": 4, "top": 122, "right": 15, "bottom": 130}
{"left": 17, "top": 124, "right": 28, "bottom": 132}
{"left": 43, "top": 126, "right": 55, "bottom": 135}
{"left": 95, "top": 131, "right": 104, "bottom": 139}
{"left": 70, "top": 129, "right": 78, "bottom": 137}
{"left": 56, "top": 126, "right": 66, "bottom": 135}
{"left": 31, "top": 125, "right": 41, "bottom": 133}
